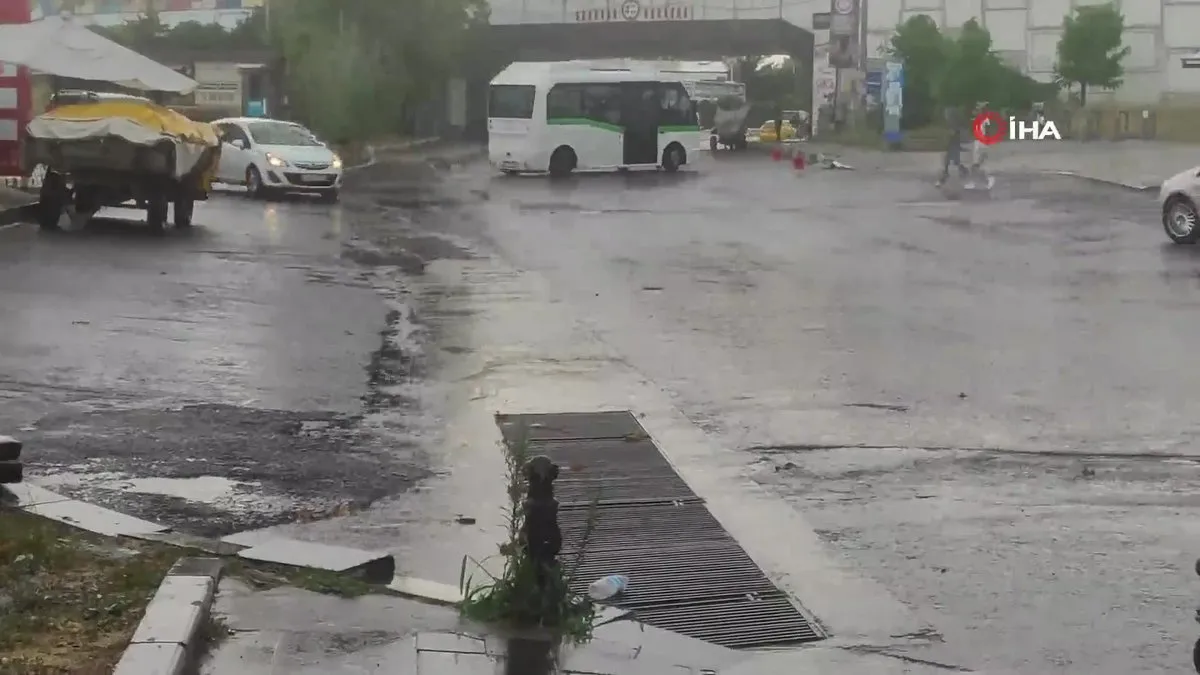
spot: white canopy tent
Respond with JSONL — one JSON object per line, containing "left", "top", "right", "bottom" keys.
{"left": 0, "top": 15, "right": 197, "bottom": 93}
{"left": 1183, "top": 50, "right": 1200, "bottom": 69}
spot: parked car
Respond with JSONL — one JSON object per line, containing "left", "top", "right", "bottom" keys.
{"left": 1161, "top": 165, "right": 1200, "bottom": 244}
{"left": 758, "top": 120, "right": 796, "bottom": 144}
{"left": 212, "top": 117, "right": 343, "bottom": 202}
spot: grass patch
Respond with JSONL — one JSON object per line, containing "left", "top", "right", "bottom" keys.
{"left": 0, "top": 507, "right": 181, "bottom": 674}
{"left": 459, "top": 433, "right": 599, "bottom": 645}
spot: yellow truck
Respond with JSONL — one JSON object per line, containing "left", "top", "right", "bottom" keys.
{"left": 21, "top": 91, "right": 220, "bottom": 232}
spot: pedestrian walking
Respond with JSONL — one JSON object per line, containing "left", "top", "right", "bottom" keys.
{"left": 936, "top": 108, "right": 969, "bottom": 187}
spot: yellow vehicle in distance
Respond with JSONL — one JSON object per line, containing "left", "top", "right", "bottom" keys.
{"left": 758, "top": 120, "right": 796, "bottom": 143}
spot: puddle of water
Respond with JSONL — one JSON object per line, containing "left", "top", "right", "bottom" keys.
{"left": 38, "top": 472, "right": 264, "bottom": 505}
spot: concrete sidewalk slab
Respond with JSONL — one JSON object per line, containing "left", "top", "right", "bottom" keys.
{"left": 237, "top": 538, "right": 395, "bottom": 583}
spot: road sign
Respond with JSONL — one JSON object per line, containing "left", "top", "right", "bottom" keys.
{"left": 832, "top": 0, "right": 853, "bottom": 14}
{"left": 621, "top": 0, "right": 641, "bottom": 20}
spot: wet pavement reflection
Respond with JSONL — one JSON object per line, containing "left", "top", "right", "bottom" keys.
{"left": 7, "top": 149, "right": 1200, "bottom": 674}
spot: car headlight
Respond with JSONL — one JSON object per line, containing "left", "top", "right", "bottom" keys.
{"left": 331, "top": 156, "right": 343, "bottom": 169}
{"left": 266, "top": 153, "right": 287, "bottom": 168}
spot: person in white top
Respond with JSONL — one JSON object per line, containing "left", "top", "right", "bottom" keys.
{"left": 966, "top": 102, "right": 996, "bottom": 190}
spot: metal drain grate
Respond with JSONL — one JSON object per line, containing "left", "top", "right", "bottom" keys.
{"left": 497, "top": 411, "right": 822, "bottom": 649}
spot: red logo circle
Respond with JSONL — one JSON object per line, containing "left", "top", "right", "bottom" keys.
{"left": 973, "top": 111, "right": 1006, "bottom": 145}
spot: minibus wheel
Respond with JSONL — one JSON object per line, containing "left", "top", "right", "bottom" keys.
{"left": 662, "top": 143, "right": 685, "bottom": 172}
{"left": 549, "top": 146, "right": 576, "bottom": 178}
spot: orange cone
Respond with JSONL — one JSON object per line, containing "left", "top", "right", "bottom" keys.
{"left": 792, "top": 153, "right": 805, "bottom": 170}
{"left": 770, "top": 147, "right": 783, "bottom": 161}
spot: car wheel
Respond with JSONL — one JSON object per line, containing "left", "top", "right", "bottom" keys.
{"left": 246, "top": 165, "right": 265, "bottom": 199}
{"left": 548, "top": 146, "right": 576, "bottom": 179}
{"left": 1163, "top": 195, "right": 1199, "bottom": 244}
{"left": 1193, "top": 637, "right": 1200, "bottom": 673}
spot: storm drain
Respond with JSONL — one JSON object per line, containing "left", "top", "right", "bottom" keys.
{"left": 496, "top": 411, "right": 822, "bottom": 649}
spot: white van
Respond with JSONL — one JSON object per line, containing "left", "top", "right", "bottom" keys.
{"left": 488, "top": 61, "right": 705, "bottom": 177}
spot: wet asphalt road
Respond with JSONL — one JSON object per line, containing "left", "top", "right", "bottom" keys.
{"left": 0, "top": 184, "right": 445, "bottom": 536}
{"left": 427, "top": 154, "right": 1196, "bottom": 674}
{"left": 5, "top": 150, "right": 1199, "bottom": 674}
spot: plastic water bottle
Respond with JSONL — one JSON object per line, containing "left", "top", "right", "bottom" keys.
{"left": 587, "top": 574, "right": 628, "bottom": 601}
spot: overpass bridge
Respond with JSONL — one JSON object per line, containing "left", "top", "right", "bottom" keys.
{"left": 463, "top": 0, "right": 821, "bottom": 138}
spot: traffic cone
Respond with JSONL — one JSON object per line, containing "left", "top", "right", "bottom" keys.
{"left": 770, "top": 146, "right": 783, "bottom": 161}
{"left": 792, "top": 152, "right": 805, "bottom": 171}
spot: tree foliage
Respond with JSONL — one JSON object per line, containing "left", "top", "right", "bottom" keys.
{"left": 888, "top": 15, "right": 1055, "bottom": 129}
{"left": 89, "top": 7, "right": 266, "bottom": 51}
{"left": 266, "top": 0, "right": 486, "bottom": 143}
{"left": 887, "top": 15, "right": 944, "bottom": 128}
{"left": 89, "top": 0, "right": 484, "bottom": 142}
{"left": 1053, "top": 3, "right": 1129, "bottom": 106}
{"left": 733, "top": 56, "right": 808, "bottom": 112}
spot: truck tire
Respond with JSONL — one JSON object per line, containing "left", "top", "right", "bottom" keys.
{"left": 36, "top": 171, "right": 67, "bottom": 231}
{"left": 146, "top": 193, "right": 168, "bottom": 232}
{"left": 175, "top": 197, "right": 195, "bottom": 227}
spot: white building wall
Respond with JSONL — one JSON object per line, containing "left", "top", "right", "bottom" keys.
{"left": 862, "top": 0, "right": 1200, "bottom": 101}
{"left": 488, "top": 0, "right": 1200, "bottom": 101}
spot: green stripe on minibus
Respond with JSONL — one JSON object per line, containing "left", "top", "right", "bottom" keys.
{"left": 547, "top": 117, "right": 623, "bottom": 133}
{"left": 659, "top": 125, "right": 702, "bottom": 133}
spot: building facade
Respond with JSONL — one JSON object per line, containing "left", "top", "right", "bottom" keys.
{"left": 29, "top": 0, "right": 260, "bottom": 28}
{"left": 491, "top": 0, "right": 1200, "bottom": 102}
{"left": 860, "top": 0, "right": 1200, "bottom": 103}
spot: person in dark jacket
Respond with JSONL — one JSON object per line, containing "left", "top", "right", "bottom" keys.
{"left": 936, "top": 108, "right": 969, "bottom": 187}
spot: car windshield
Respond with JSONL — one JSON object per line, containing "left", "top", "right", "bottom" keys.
{"left": 246, "top": 121, "right": 320, "bottom": 146}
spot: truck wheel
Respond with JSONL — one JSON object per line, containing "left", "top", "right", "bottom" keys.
{"left": 146, "top": 194, "right": 168, "bottom": 232}
{"left": 174, "top": 197, "right": 195, "bottom": 227}
{"left": 36, "top": 171, "right": 67, "bottom": 231}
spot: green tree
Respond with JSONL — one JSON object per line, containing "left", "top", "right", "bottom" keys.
{"left": 1053, "top": 3, "right": 1129, "bottom": 106}
{"left": 267, "top": 0, "right": 482, "bottom": 142}
{"left": 938, "top": 19, "right": 1003, "bottom": 111}
{"left": 887, "top": 14, "right": 947, "bottom": 129}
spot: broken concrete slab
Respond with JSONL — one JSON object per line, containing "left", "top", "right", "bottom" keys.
{"left": 0, "top": 482, "right": 69, "bottom": 508}
{"left": 388, "top": 576, "right": 464, "bottom": 606}
{"left": 135, "top": 531, "right": 248, "bottom": 557}
{"left": 129, "top": 576, "right": 214, "bottom": 645}
{"left": 416, "top": 631, "right": 488, "bottom": 654}
{"left": 168, "top": 556, "right": 225, "bottom": 580}
{"left": 237, "top": 538, "right": 395, "bottom": 583}
{"left": 24, "top": 497, "right": 168, "bottom": 537}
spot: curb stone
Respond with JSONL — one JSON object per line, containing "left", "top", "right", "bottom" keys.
{"left": 1050, "top": 170, "right": 1157, "bottom": 192}
{"left": 343, "top": 137, "right": 442, "bottom": 173}
{"left": 113, "top": 557, "right": 223, "bottom": 675}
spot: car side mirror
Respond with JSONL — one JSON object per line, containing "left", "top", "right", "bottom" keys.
{"left": 231, "top": 139, "right": 247, "bottom": 150}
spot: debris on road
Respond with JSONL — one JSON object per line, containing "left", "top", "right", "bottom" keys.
{"left": 588, "top": 574, "right": 629, "bottom": 601}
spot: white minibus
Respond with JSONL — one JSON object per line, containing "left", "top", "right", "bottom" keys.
{"left": 488, "top": 61, "right": 706, "bottom": 177}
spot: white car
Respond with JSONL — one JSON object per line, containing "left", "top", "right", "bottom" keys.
{"left": 1161, "top": 165, "right": 1200, "bottom": 244}
{"left": 212, "top": 117, "right": 343, "bottom": 202}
